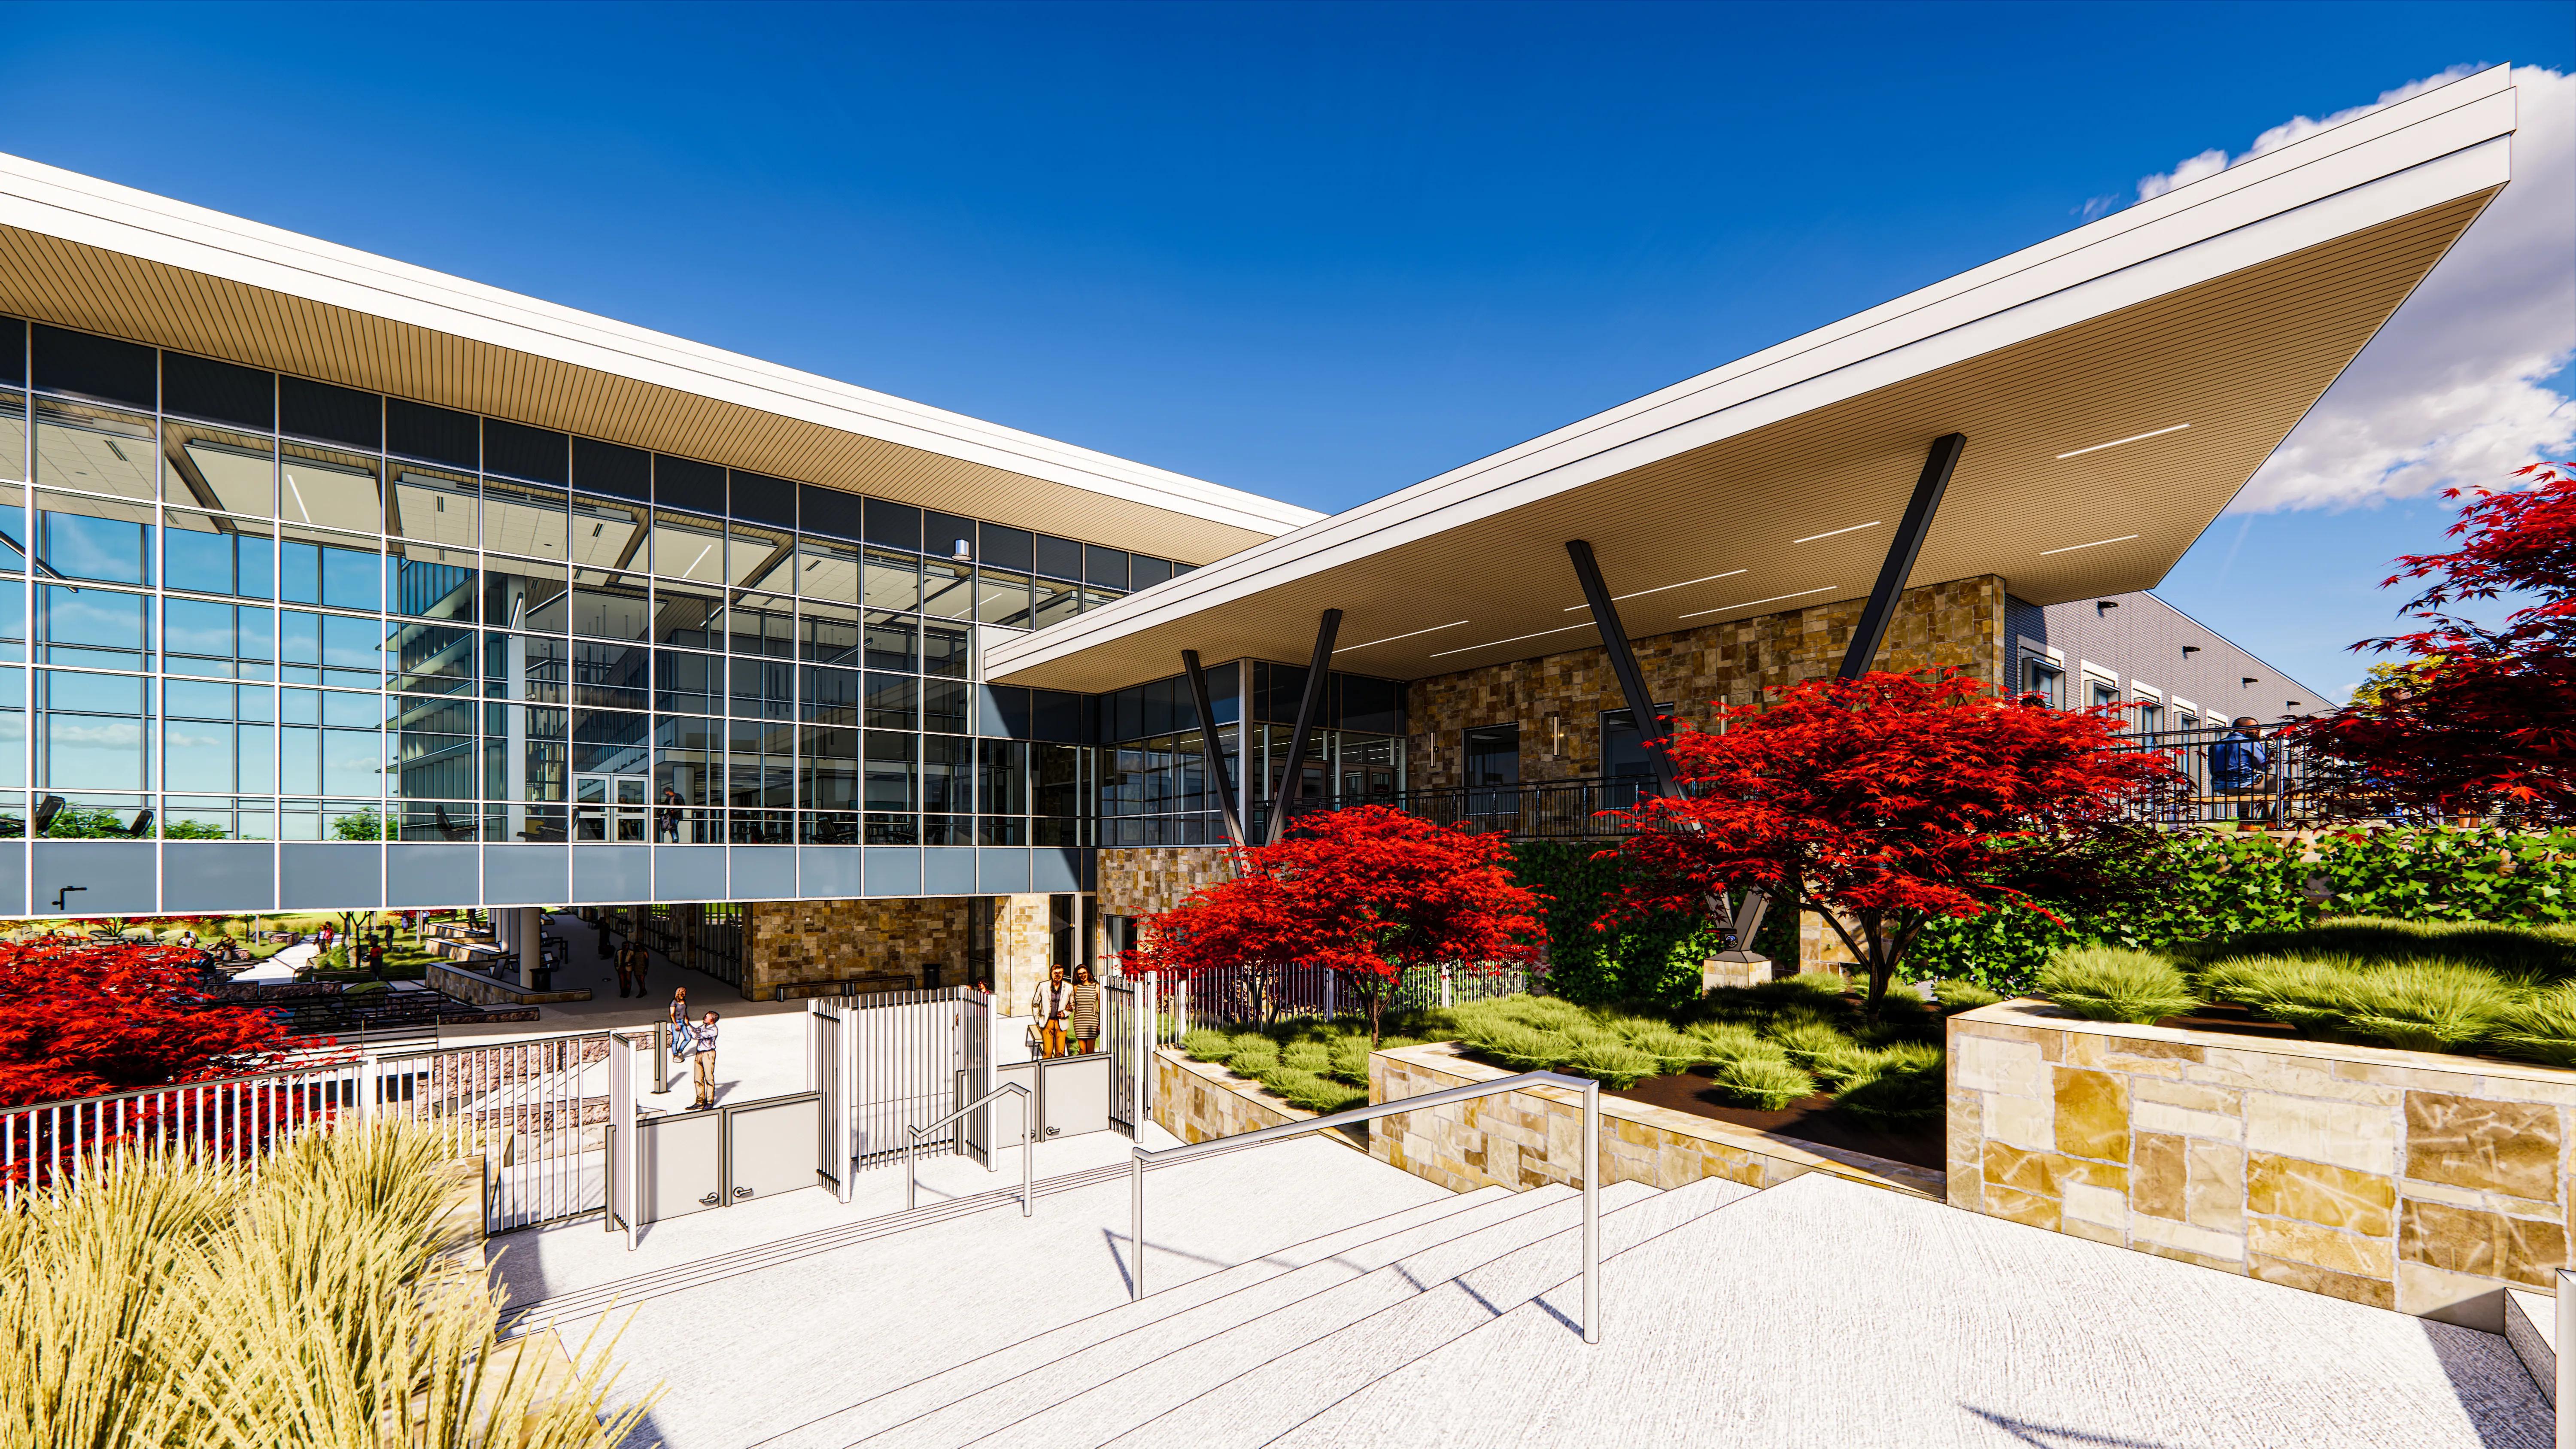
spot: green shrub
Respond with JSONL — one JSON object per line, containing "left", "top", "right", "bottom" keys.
{"left": 2335, "top": 962, "right": 2521, "bottom": 1053}
{"left": 2038, "top": 947, "right": 2202, "bottom": 1024}
{"left": 2493, "top": 981, "right": 2576, "bottom": 1068}
{"left": 1562, "top": 1036, "right": 1657, "bottom": 1089}
{"left": 1226, "top": 1036, "right": 1280, "bottom": 1075}
{"left": 1609, "top": 1018, "right": 1708, "bottom": 1075}
{"left": 1180, "top": 1028, "right": 1235, "bottom": 1063}
{"left": 1258, "top": 1066, "right": 1367, "bottom": 1115}
{"left": 1279, "top": 1040, "right": 1333, "bottom": 1074}
{"left": 1325, "top": 1035, "right": 1373, "bottom": 1084}
{"left": 2194, "top": 917, "right": 2576, "bottom": 979}
{"left": 1683, "top": 1021, "right": 1765, "bottom": 1063}
{"left": 1929, "top": 981, "right": 2003, "bottom": 1014}
{"left": 2196, "top": 955, "right": 2355, "bottom": 1033}
{"left": 1713, "top": 1053, "right": 1817, "bottom": 1110}
{"left": 1769, "top": 1015, "right": 1856, "bottom": 1073}
{"left": 1834, "top": 1043, "right": 1946, "bottom": 1126}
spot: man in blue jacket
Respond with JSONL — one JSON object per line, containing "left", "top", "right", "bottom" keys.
{"left": 2208, "top": 717, "right": 2273, "bottom": 819}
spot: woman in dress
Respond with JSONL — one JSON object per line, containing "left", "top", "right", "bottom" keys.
{"left": 1068, "top": 965, "right": 1102, "bottom": 1056}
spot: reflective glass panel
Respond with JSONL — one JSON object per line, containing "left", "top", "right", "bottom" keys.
{"left": 162, "top": 421, "right": 274, "bottom": 517}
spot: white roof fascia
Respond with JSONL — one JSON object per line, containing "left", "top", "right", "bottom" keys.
{"left": 0, "top": 152, "right": 1321, "bottom": 539}
{"left": 986, "top": 67, "right": 2514, "bottom": 681}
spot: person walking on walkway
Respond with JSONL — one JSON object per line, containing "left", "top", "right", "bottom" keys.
{"left": 1031, "top": 965, "right": 1073, "bottom": 1059}
{"left": 1069, "top": 966, "right": 1102, "bottom": 1056}
{"left": 690, "top": 1010, "right": 720, "bottom": 1109}
{"left": 663, "top": 987, "right": 690, "bottom": 1090}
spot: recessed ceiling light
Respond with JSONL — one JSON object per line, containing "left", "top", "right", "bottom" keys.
{"left": 1341, "top": 619, "right": 1471, "bottom": 652}
{"left": 1678, "top": 585, "right": 1838, "bottom": 619}
{"left": 1792, "top": 522, "right": 1879, "bottom": 544}
{"left": 2039, "top": 534, "right": 2139, "bottom": 556}
{"left": 2056, "top": 423, "right": 2190, "bottom": 459}
{"left": 1426, "top": 622, "right": 1596, "bottom": 659}
{"left": 1563, "top": 568, "right": 1747, "bottom": 611}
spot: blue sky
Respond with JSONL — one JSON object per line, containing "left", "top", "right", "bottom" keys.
{"left": 1, "top": 1, "right": 2570, "bottom": 700}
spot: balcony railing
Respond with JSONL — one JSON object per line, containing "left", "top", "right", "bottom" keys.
{"left": 1258, "top": 726, "right": 2385, "bottom": 838}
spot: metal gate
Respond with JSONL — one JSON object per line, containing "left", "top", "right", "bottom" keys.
{"left": 1104, "top": 975, "right": 1153, "bottom": 1139}
{"left": 808, "top": 985, "right": 970, "bottom": 1181}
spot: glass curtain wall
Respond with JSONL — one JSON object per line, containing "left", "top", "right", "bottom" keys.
{"left": 0, "top": 317, "right": 1127, "bottom": 846}
{"left": 1091, "top": 659, "right": 1406, "bottom": 845}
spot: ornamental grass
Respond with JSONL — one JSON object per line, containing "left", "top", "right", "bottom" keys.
{"left": 2035, "top": 947, "right": 2204, "bottom": 1025}
{"left": 0, "top": 1120, "right": 650, "bottom": 1449}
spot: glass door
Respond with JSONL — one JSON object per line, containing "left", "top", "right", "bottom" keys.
{"left": 574, "top": 773, "right": 650, "bottom": 842}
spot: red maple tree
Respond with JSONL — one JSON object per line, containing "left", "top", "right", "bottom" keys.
{"left": 0, "top": 938, "right": 293, "bottom": 1106}
{"left": 1133, "top": 805, "right": 1545, "bottom": 1044}
{"left": 2297, "top": 461, "right": 2576, "bottom": 823}
{"left": 1605, "top": 669, "right": 2181, "bottom": 1019}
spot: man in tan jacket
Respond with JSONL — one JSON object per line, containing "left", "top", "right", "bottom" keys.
{"left": 1030, "top": 965, "right": 1073, "bottom": 1059}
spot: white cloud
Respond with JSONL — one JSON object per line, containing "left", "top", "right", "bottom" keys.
{"left": 2129, "top": 67, "right": 2576, "bottom": 513}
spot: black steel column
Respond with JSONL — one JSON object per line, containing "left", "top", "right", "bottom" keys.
{"left": 1838, "top": 432, "right": 1965, "bottom": 680}
{"left": 1566, "top": 539, "right": 1677, "bottom": 798}
{"left": 1264, "top": 609, "right": 1343, "bottom": 845}
{"left": 1181, "top": 649, "right": 1246, "bottom": 851}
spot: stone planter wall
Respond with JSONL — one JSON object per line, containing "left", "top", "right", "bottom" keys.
{"left": 1369, "top": 1042, "right": 1940, "bottom": 1199}
{"left": 1948, "top": 999, "right": 2576, "bottom": 1330}
{"left": 1152, "top": 1047, "right": 1314, "bottom": 1144}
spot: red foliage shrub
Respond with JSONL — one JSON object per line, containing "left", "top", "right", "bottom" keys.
{"left": 1607, "top": 669, "right": 2182, "bottom": 1017}
{"left": 1133, "top": 805, "right": 1544, "bottom": 1042}
{"left": 0, "top": 939, "right": 293, "bottom": 1107}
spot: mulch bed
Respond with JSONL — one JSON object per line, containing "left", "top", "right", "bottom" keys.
{"left": 1607, "top": 1065, "right": 1946, "bottom": 1171}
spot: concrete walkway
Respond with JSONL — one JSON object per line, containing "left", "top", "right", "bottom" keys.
{"left": 500, "top": 1132, "right": 1453, "bottom": 1449}
{"left": 1270, "top": 1171, "right": 2551, "bottom": 1449}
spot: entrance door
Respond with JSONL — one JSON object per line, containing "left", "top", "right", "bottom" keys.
{"left": 574, "top": 773, "right": 650, "bottom": 842}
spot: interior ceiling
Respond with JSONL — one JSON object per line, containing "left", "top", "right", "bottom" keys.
{"left": 0, "top": 224, "right": 1276, "bottom": 565}
{"left": 990, "top": 193, "right": 2491, "bottom": 693}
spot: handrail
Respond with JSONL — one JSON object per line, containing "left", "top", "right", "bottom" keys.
{"left": 906, "top": 1081, "right": 1033, "bottom": 1218}
{"left": 1128, "top": 1069, "right": 1602, "bottom": 1343}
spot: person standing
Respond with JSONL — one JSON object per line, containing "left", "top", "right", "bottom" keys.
{"left": 1030, "top": 965, "right": 1073, "bottom": 1059}
{"left": 690, "top": 1010, "right": 720, "bottom": 1109}
{"left": 662, "top": 987, "right": 690, "bottom": 1091}
{"left": 1068, "top": 966, "right": 1102, "bottom": 1056}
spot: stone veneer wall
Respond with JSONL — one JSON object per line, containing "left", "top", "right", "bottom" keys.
{"left": 1097, "top": 846, "right": 1233, "bottom": 920}
{"left": 1947, "top": 1000, "right": 2576, "bottom": 1330}
{"left": 743, "top": 897, "right": 970, "bottom": 1000}
{"left": 1370, "top": 1042, "right": 1939, "bottom": 1198}
{"left": 1154, "top": 1047, "right": 1313, "bottom": 1143}
{"left": 1404, "top": 575, "right": 2008, "bottom": 790}
{"left": 996, "top": 894, "right": 1051, "bottom": 1011}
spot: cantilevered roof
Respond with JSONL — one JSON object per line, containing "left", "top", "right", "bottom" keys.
{"left": 986, "top": 66, "right": 2518, "bottom": 692}
{"left": 0, "top": 155, "right": 1319, "bottom": 563}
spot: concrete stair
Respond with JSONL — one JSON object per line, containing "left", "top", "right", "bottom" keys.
{"left": 740, "top": 1165, "right": 2555, "bottom": 1449}
{"left": 753, "top": 1173, "right": 1760, "bottom": 1449}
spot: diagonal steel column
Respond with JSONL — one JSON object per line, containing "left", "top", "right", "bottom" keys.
{"left": 1839, "top": 432, "right": 1965, "bottom": 680}
{"left": 1566, "top": 539, "right": 1677, "bottom": 799}
{"left": 1263, "top": 610, "right": 1343, "bottom": 845}
{"left": 1571, "top": 539, "right": 1772, "bottom": 959}
{"left": 1181, "top": 649, "right": 1246, "bottom": 851}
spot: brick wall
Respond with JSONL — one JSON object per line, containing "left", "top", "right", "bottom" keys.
{"left": 744, "top": 897, "right": 970, "bottom": 999}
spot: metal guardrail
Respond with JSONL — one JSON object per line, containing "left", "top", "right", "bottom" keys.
{"left": 906, "top": 1080, "right": 1032, "bottom": 1218}
{"left": 1127, "top": 1069, "right": 1604, "bottom": 1343}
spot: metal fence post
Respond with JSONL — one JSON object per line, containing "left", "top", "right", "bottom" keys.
{"left": 1580, "top": 1077, "right": 1601, "bottom": 1345}
{"left": 1440, "top": 963, "right": 1453, "bottom": 1009}
{"left": 1131, "top": 1148, "right": 1146, "bottom": 1300}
